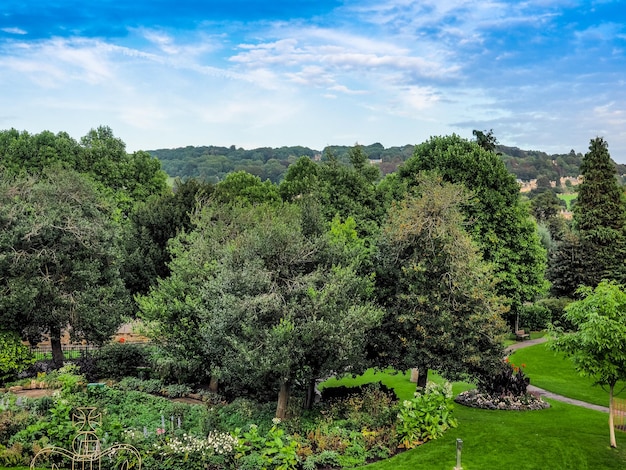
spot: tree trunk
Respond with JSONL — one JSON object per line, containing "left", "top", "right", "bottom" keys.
{"left": 610, "top": 382, "right": 617, "bottom": 448}
{"left": 304, "top": 378, "right": 316, "bottom": 410}
{"left": 209, "top": 376, "right": 219, "bottom": 393}
{"left": 416, "top": 367, "right": 428, "bottom": 389}
{"left": 276, "top": 380, "right": 291, "bottom": 420}
{"left": 50, "top": 327, "right": 65, "bottom": 368}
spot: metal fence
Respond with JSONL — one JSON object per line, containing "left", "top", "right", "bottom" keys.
{"left": 29, "top": 341, "right": 149, "bottom": 361}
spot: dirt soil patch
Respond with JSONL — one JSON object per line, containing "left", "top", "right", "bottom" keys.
{"left": 12, "top": 388, "right": 55, "bottom": 398}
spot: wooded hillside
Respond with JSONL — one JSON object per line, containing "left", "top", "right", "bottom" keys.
{"left": 149, "top": 142, "right": 626, "bottom": 183}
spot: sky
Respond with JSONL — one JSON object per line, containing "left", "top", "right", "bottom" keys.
{"left": 1, "top": 1, "right": 626, "bottom": 161}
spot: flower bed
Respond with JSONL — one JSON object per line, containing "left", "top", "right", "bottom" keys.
{"left": 455, "top": 389, "right": 549, "bottom": 411}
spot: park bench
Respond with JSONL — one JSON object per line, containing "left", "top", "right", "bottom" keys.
{"left": 515, "top": 329, "right": 530, "bottom": 341}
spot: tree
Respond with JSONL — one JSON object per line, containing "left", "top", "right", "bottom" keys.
{"left": 397, "top": 135, "right": 548, "bottom": 322}
{"left": 122, "top": 178, "right": 214, "bottom": 295}
{"left": 0, "top": 168, "right": 131, "bottom": 365}
{"left": 213, "top": 170, "right": 280, "bottom": 205}
{"left": 550, "top": 281, "right": 626, "bottom": 447}
{"left": 573, "top": 137, "right": 626, "bottom": 287}
{"left": 370, "top": 175, "right": 508, "bottom": 387}
{"left": 530, "top": 190, "right": 567, "bottom": 242}
{"left": 472, "top": 129, "right": 500, "bottom": 154}
{"left": 0, "top": 126, "right": 168, "bottom": 215}
{"left": 280, "top": 146, "right": 386, "bottom": 243}
{"left": 139, "top": 203, "right": 381, "bottom": 418}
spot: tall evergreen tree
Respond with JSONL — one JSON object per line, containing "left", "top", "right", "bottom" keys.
{"left": 551, "top": 137, "right": 626, "bottom": 294}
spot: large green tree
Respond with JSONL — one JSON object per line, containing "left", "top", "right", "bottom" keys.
{"left": 0, "top": 168, "right": 131, "bottom": 365}
{"left": 122, "top": 178, "right": 214, "bottom": 295}
{"left": 572, "top": 137, "right": 626, "bottom": 289}
{"left": 551, "top": 281, "right": 626, "bottom": 448}
{"left": 280, "top": 146, "right": 386, "bottom": 241}
{"left": 139, "top": 202, "right": 381, "bottom": 418}
{"left": 0, "top": 126, "right": 168, "bottom": 215}
{"left": 370, "top": 175, "right": 508, "bottom": 387}
{"left": 396, "top": 135, "right": 548, "bottom": 320}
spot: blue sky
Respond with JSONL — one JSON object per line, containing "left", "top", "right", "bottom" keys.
{"left": 1, "top": 1, "right": 626, "bottom": 162}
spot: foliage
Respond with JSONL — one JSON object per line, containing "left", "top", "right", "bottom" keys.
{"left": 122, "top": 178, "right": 214, "bottom": 295}
{"left": 518, "top": 303, "right": 552, "bottom": 331}
{"left": 213, "top": 171, "right": 281, "bottom": 206}
{"left": 371, "top": 174, "right": 508, "bottom": 385}
{"left": 478, "top": 360, "right": 530, "bottom": 397}
{"left": 571, "top": 138, "right": 626, "bottom": 290}
{"left": 395, "top": 381, "right": 457, "bottom": 449}
{"left": 92, "top": 343, "right": 151, "bottom": 380}
{"left": 396, "top": 134, "right": 548, "bottom": 316}
{"left": 139, "top": 202, "right": 382, "bottom": 418}
{"left": 114, "top": 377, "right": 165, "bottom": 395}
{"left": 535, "top": 297, "right": 573, "bottom": 330}
{"left": 0, "top": 332, "right": 35, "bottom": 384}
{"left": 550, "top": 281, "right": 626, "bottom": 447}
{"left": 0, "top": 168, "right": 131, "bottom": 364}
{"left": 234, "top": 423, "right": 300, "bottom": 470}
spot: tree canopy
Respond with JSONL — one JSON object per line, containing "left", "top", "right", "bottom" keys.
{"left": 0, "top": 168, "right": 131, "bottom": 364}
{"left": 396, "top": 134, "right": 548, "bottom": 319}
{"left": 138, "top": 202, "right": 382, "bottom": 418}
{"left": 551, "top": 281, "right": 626, "bottom": 447}
{"left": 370, "top": 175, "right": 508, "bottom": 386}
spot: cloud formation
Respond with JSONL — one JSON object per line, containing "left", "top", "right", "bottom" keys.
{"left": 0, "top": 0, "right": 625, "bottom": 160}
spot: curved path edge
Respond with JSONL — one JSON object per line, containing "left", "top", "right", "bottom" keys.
{"left": 506, "top": 336, "right": 610, "bottom": 413}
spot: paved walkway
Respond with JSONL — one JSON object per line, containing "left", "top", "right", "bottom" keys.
{"left": 506, "top": 336, "right": 610, "bottom": 413}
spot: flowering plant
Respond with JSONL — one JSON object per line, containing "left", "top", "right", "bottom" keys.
{"left": 396, "top": 381, "right": 457, "bottom": 449}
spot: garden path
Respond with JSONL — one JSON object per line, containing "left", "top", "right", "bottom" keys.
{"left": 506, "top": 336, "right": 610, "bottom": 413}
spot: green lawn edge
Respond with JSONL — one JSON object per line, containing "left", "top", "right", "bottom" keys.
{"left": 510, "top": 341, "right": 626, "bottom": 407}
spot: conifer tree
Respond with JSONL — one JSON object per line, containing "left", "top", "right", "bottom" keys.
{"left": 551, "top": 137, "right": 626, "bottom": 296}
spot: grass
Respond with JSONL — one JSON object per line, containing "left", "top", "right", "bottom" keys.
{"left": 558, "top": 193, "right": 577, "bottom": 210}
{"left": 322, "top": 365, "right": 626, "bottom": 469}
{"left": 510, "top": 341, "right": 626, "bottom": 407}
{"left": 358, "top": 399, "right": 626, "bottom": 469}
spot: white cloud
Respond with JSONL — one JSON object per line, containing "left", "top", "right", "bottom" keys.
{"left": 1, "top": 27, "right": 27, "bottom": 35}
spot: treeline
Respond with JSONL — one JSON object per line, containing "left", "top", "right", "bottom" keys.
{"left": 150, "top": 141, "right": 626, "bottom": 184}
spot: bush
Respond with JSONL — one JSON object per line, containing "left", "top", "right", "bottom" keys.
{"left": 478, "top": 360, "right": 530, "bottom": 397}
{"left": 395, "top": 381, "right": 457, "bottom": 449}
{"left": 537, "top": 297, "right": 573, "bottom": 330}
{"left": 93, "top": 343, "right": 150, "bottom": 380}
{"left": 320, "top": 381, "right": 396, "bottom": 403}
{"left": 0, "top": 331, "right": 35, "bottom": 384}
{"left": 234, "top": 423, "right": 300, "bottom": 470}
{"left": 518, "top": 302, "right": 551, "bottom": 331}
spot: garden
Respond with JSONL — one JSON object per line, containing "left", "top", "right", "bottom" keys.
{"left": 2, "top": 334, "right": 626, "bottom": 470}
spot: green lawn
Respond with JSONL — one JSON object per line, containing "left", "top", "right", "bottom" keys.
{"left": 510, "top": 341, "right": 626, "bottom": 406}
{"left": 323, "top": 366, "right": 626, "bottom": 469}
{"left": 558, "top": 193, "right": 577, "bottom": 210}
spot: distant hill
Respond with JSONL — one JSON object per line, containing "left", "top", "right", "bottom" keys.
{"left": 148, "top": 142, "right": 626, "bottom": 184}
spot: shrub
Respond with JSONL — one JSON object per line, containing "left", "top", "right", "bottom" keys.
{"left": 537, "top": 297, "right": 573, "bottom": 330}
{"left": 518, "top": 302, "right": 551, "bottom": 331}
{"left": 234, "top": 423, "right": 300, "bottom": 470}
{"left": 94, "top": 343, "right": 150, "bottom": 380}
{"left": 396, "top": 381, "right": 457, "bottom": 449}
{"left": 478, "top": 360, "right": 530, "bottom": 397}
{"left": 320, "top": 381, "right": 396, "bottom": 403}
{"left": 0, "top": 331, "right": 35, "bottom": 384}
{"left": 163, "top": 384, "right": 192, "bottom": 398}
